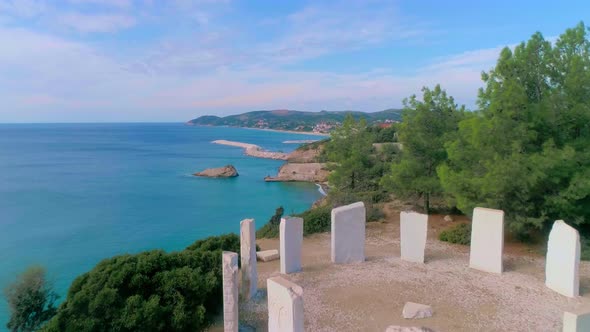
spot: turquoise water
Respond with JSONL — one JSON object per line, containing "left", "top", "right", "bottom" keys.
{"left": 0, "top": 123, "right": 323, "bottom": 327}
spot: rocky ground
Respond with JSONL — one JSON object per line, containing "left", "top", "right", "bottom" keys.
{"left": 210, "top": 207, "right": 590, "bottom": 332}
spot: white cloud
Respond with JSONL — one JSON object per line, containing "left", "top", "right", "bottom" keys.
{"left": 0, "top": 0, "right": 505, "bottom": 122}
{"left": 58, "top": 12, "right": 136, "bottom": 33}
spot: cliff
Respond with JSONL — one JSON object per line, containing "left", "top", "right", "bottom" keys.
{"left": 264, "top": 163, "right": 329, "bottom": 183}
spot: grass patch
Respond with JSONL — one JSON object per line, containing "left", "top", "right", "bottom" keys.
{"left": 439, "top": 223, "right": 471, "bottom": 245}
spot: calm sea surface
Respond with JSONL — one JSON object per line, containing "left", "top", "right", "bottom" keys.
{"left": 0, "top": 123, "right": 323, "bottom": 327}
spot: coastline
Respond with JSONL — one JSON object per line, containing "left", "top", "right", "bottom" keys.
{"left": 242, "top": 127, "right": 330, "bottom": 137}
{"left": 187, "top": 123, "right": 330, "bottom": 137}
{"left": 211, "top": 139, "right": 289, "bottom": 160}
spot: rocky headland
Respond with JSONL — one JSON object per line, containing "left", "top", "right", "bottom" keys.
{"left": 193, "top": 165, "right": 239, "bottom": 178}
{"left": 264, "top": 163, "right": 328, "bottom": 183}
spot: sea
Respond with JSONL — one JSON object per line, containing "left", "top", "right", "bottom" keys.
{"left": 0, "top": 123, "right": 324, "bottom": 327}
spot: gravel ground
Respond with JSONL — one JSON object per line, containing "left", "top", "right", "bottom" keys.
{"left": 232, "top": 217, "right": 590, "bottom": 332}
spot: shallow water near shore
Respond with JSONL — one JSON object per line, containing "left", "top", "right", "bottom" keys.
{"left": 0, "top": 123, "right": 323, "bottom": 327}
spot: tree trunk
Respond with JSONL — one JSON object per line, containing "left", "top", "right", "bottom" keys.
{"left": 424, "top": 192, "right": 430, "bottom": 214}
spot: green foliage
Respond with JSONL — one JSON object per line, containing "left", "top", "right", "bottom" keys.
{"left": 296, "top": 139, "right": 329, "bottom": 151}
{"left": 367, "top": 125, "right": 397, "bottom": 143}
{"left": 439, "top": 22, "right": 590, "bottom": 236}
{"left": 256, "top": 207, "right": 284, "bottom": 238}
{"left": 185, "top": 233, "right": 240, "bottom": 252}
{"left": 381, "top": 85, "right": 465, "bottom": 213}
{"left": 4, "top": 266, "right": 57, "bottom": 332}
{"left": 439, "top": 223, "right": 472, "bottom": 245}
{"left": 582, "top": 237, "right": 590, "bottom": 261}
{"left": 326, "top": 115, "right": 378, "bottom": 192}
{"left": 296, "top": 206, "right": 332, "bottom": 235}
{"left": 44, "top": 234, "right": 242, "bottom": 332}
{"left": 325, "top": 115, "right": 395, "bottom": 198}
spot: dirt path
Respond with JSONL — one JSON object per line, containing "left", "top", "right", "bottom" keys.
{"left": 231, "top": 211, "right": 590, "bottom": 331}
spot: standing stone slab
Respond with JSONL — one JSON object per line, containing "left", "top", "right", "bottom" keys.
{"left": 331, "top": 201, "right": 366, "bottom": 264}
{"left": 563, "top": 307, "right": 590, "bottom": 332}
{"left": 400, "top": 211, "right": 428, "bottom": 263}
{"left": 267, "top": 276, "right": 304, "bottom": 332}
{"left": 222, "top": 251, "right": 239, "bottom": 332}
{"left": 280, "top": 217, "right": 303, "bottom": 274}
{"left": 546, "top": 220, "right": 580, "bottom": 297}
{"left": 469, "top": 207, "right": 504, "bottom": 274}
{"left": 240, "top": 219, "right": 257, "bottom": 300}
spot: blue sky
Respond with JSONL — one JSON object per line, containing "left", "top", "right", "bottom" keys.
{"left": 0, "top": 0, "right": 588, "bottom": 122}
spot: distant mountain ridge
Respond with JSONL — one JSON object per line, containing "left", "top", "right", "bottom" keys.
{"left": 187, "top": 109, "right": 402, "bottom": 132}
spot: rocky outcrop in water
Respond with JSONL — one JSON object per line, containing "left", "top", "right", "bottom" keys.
{"left": 194, "top": 165, "right": 239, "bottom": 178}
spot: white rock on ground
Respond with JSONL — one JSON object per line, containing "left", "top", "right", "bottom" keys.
{"left": 469, "top": 207, "right": 504, "bottom": 274}
{"left": 546, "top": 220, "right": 580, "bottom": 298}
{"left": 403, "top": 302, "right": 433, "bottom": 319}
{"left": 240, "top": 219, "right": 257, "bottom": 300}
{"left": 222, "top": 251, "right": 239, "bottom": 332}
{"left": 331, "top": 201, "right": 366, "bottom": 264}
{"left": 444, "top": 215, "right": 453, "bottom": 222}
{"left": 256, "top": 249, "right": 279, "bottom": 262}
{"left": 385, "top": 326, "right": 436, "bottom": 332}
{"left": 563, "top": 307, "right": 590, "bottom": 332}
{"left": 280, "top": 217, "right": 303, "bottom": 274}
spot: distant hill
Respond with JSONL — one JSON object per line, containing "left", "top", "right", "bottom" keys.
{"left": 187, "top": 109, "right": 402, "bottom": 133}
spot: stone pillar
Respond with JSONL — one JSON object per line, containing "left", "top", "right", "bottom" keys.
{"left": 222, "top": 251, "right": 238, "bottom": 332}
{"left": 331, "top": 201, "right": 366, "bottom": 264}
{"left": 546, "top": 220, "right": 580, "bottom": 297}
{"left": 267, "top": 276, "right": 304, "bottom": 332}
{"left": 469, "top": 207, "right": 504, "bottom": 274}
{"left": 400, "top": 211, "right": 428, "bottom": 263}
{"left": 240, "top": 218, "right": 257, "bottom": 300}
{"left": 563, "top": 308, "right": 590, "bottom": 332}
{"left": 280, "top": 217, "right": 303, "bottom": 274}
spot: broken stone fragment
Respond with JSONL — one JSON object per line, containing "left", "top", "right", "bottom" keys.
{"left": 256, "top": 249, "right": 279, "bottom": 262}
{"left": 402, "top": 302, "right": 433, "bottom": 319}
{"left": 444, "top": 215, "right": 453, "bottom": 222}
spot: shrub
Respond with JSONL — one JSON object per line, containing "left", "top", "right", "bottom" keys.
{"left": 256, "top": 207, "right": 284, "bottom": 238}
{"left": 296, "top": 206, "right": 331, "bottom": 236}
{"left": 439, "top": 223, "right": 471, "bottom": 245}
{"left": 366, "top": 204, "right": 385, "bottom": 222}
{"left": 43, "top": 234, "right": 244, "bottom": 332}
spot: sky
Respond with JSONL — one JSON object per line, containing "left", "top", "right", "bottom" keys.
{"left": 0, "top": 0, "right": 588, "bottom": 123}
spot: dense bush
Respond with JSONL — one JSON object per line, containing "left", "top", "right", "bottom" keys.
{"left": 296, "top": 206, "right": 331, "bottom": 235}
{"left": 439, "top": 223, "right": 471, "bottom": 245}
{"left": 43, "top": 234, "right": 242, "bottom": 332}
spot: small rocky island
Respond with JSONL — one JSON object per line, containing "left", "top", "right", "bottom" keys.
{"left": 193, "top": 165, "right": 239, "bottom": 178}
